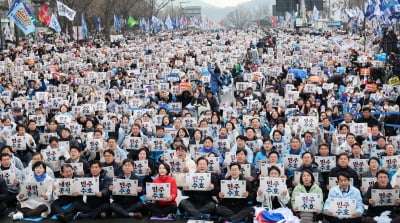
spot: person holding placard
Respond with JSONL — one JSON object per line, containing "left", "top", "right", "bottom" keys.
{"left": 109, "top": 159, "right": 143, "bottom": 218}
{"left": 64, "top": 145, "right": 89, "bottom": 176}
{"left": 105, "top": 137, "right": 127, "bottom": 164}
{"left": 356, "top": 107, "right": 379, "bottom": 128}
{"left": 40, "top": 136, "right": 70, "bottom": 177}
{"left": 101, "top": 149, "right": 122, "bottom": 177}
{"left": 0, "top": 152, "right": 23, "bottom": 206}
{"left": 293, "top": 152, "right": 324, "bottom": 188}
{"left": 349, "top": 143, "right": 369, "bottom": 159}
{"left": 170, "top": 144, "right": 196, "bottom": 187}
{"left": 323, "top": 171, "right": 364, "bottom": 223}
{"left": 253, "top": 139, "right": 274, "bottom": 166}
{"left": 145, "top": 162, "right": 177, "bottom": 220}
{"left": 22, "top": 152, "right": 55, "bottom": 181}
{"left": 291, "top": 169, "right": 324, "bottom": 222}
{"left": 380, "top": 143, "right": 399, "bottom": 179}
{"left": 328, "top": 153, "right": 360, "bottom": 190}
{"left": 179, "top": 157, "right": 219, "bottom": 220}
{"left": 134, "top": 148, "right": 156, "bottom": 188}
{"left": 198, "top": 136, "right": 224, "bottom": 165}
{"left": 362, "top": 170, "right": 400, "bottom": 223}
{"left": 230, "top": 135, "right": 253, "bottom": 164}
{"left": 12, "top": 124, "right": 37, "bottom": 166}
{"left": 74, "top": 160, "right": 112, "bottom": 219}
{"left": 336, "top": 133, "right": 357, "bottom": 155}
{"left": 257, "top": 165, "right": 289, "bottom": 209}
{"left": 216, "top": 162, "right": 255, "bottom": 223}
{"left": 1, "top": 145, "right": 24, "bottom": 171}
{"left": 13, "top": 161, "right": 53, "bottom": 220}
{"left": 51, "top": 164, "right": 79, "bottom": 223}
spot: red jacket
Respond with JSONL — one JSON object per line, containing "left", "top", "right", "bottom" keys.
{"left": 153, "top": 175, "right": 177, "bottom": 206}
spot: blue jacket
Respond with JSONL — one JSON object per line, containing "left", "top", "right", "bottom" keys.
{"left": 208, "top": 63, "right": 221, "bottom": 92}
{"left": 198, "top": 146, "right": 223, "bottom": 164}
{"left": 323, "top": 185, "right": 364, "bottom": 217}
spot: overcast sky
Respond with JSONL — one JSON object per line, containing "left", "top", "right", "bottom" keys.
{"left": 198, "top": 0, "right": 251, "bottom": 8}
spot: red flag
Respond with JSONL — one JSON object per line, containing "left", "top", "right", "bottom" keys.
{"left": 184, "top": 16, "right": 189, "bottom": 27}
{"left": 39, "top": 4, "right": 51, "bottom": 26}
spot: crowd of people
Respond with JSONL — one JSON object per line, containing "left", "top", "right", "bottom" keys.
{"left": 0, "top": 27, "right": 399, "bottom": 223}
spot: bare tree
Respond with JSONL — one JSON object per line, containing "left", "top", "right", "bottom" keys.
{"left": 252, "top": 3, "right": 271, "bottom": 20}
{"left": 115, "top": 0, "right": 141, "bottom": 21}
{"left": 147, "top": 0, "right": 171, "bottom": 17}
{"left": 224, "top": 7, "right": 252, "bottom": 29}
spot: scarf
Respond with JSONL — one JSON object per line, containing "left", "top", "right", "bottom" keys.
{"left": 34, "top": 173, "right": 46, "bottom": 182}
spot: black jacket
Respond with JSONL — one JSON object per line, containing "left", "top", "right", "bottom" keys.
{"left": 112, "top": 173, "right": 143, "bottom": 205}
{"left": 328, "top": 166, "right": 360, "bottom": 188}
{"left": 182, "top": 173, "right": 219, "bottom": 205}
{"left": 363, "top": 182, "right": 398, "bottom": 217}
{"left": 219, "top": 175, "right": 255, "bottom": 209}
{"left": 84, "top": 170, "right": 112, "bottom": 204}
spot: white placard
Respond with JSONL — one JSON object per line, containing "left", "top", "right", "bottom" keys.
{"left": 164, "top": 158, "right": 186, "bottom": 173}
{"left": 361, "top": 177, "right": 376, "bottom": 193}
{"left": 348, "top": 159, "right": 369, "bottom": 173}
{"left": 124, "top": 137, "right": 143, "bottom": 150}
{"left": 382, "top": 155, "right": 400, "bottom": 170}
{"left": 53, "top": 179, "right": 74, "bottom": 196}
{"left": 102, "top": 166, "right": 114, "bottom": 178}
{"left": 371, "top": 189, "right": 400, "bottom": 206}
{"left": 7, "top": 136, "right": 26, "bottom": 150}
{"left": 205, "top": 157, "right": 220, "bottom": 173}
{"left": 134, "top": 160, "right": 148, "bottom": 176}
{"left": 294, "top": 171, "right": 319, "bottom": 184}
{"left": 283, "top": 154, "right": 303, "bottom": 170}
{"left": 315, "top": 156, "right": 336, "bottom": 172}
{"left": 87, "top": 139, "right": 103, "bottom": 151}
{"left": 0, "top": 169, "right": 16, "bottom": 186}
{"left": 259, "top": 177, "right": 287, "bottom": 196}
{"left": 112, "top": 178, "right": 138, "bottom": 196}
{"left": 185, "top": 172, "right": 211, "bottom": 191}
{"left": 294, "top": 193, "right": 322, "bottom": 212}
{"left": 72, "top": 178, "right": 99, "bottom": 195}
{"left": 146, "top": 182, "right": 171, "bottom": 200}
{"left": 260, "top": 163, "right": 285, "bottom": 177}
{"left": 220, "top": 180, "right": 246, "bottom": 198}
{"left": 69, "top": 163, "right": 84, "bottom": 176}
{"left": 20, "top": 181, "right": 50, "bottom": 198}
{"left": 329, "top": 198, "right": 356, "bottom": 218}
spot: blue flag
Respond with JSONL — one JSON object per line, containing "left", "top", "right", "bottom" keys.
{"left": 114, "top": 15, "right": 121, "bottom": 32}
{"left": 8, "top": 2, "right": 35, "bottom": 35}
{"left": 49, "top": 13, "right": 61, "bottom": 33}
{"left": 365, "top": 0, "right": 376, "bottom": 17}
{"left": 95, "top": 16, "right": 101, "bottom": 33}
{"left": 7, "top": 0, "right": 21, "bottom": 16}
{"left": 81, "top": 14, "right": 88, "bottom": 39}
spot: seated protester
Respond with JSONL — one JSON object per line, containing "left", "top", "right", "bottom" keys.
{"left": 291, "top": 170, "right": 324, "bottom": 222}
{"left": 328, "top": 153, "right": 360, "bottom": 190}
{"left": 335, "top": 133, "right": 357, "bottom": 155}
{"left": 145, "top": 162, "right": 178, "bottom": 220}
{"left": 257, "top": 166, "right": 289, "bottom": 209}
{"left": 198, "top": 136, "right": 224, "bottom": 165}
{"left": 1, "top": 146, "right": 24, "bottom": 170}
{"left": 362, "top": 157, "right": 380, "bottom": 178}
{"left": 13, "top": 161, "right": 53, "bottom": 220}
{"left": 108, "top": 159, "right": 143, "bottom": 218}
{"left": 149, "top": 126, "right": 173, "bottom": 163}
{"left": 244, "top": 127, "right": 263, "bottom": 153}
{"left": 52, "top": 164, "right": 79, "bottom": 222}
{"left": 0, "top": 153, "right": 23, "bottom": 205}
{"left": 323, "top": 172, "right": 364, "bottom": 223}
{"left": 0, "top": 177, "right": 8, "bottom": 216}
{"left": 40, "top": 136, "right": 70, "bottom": 177}
{"left": 225, "top": 121, "right": 239, "bottom": 145}
{"left": 285, "top": 137, "right": 305, "bottom": 180}
{"left": 253, "top": 139, "right": 274, "bottom": 166}
{"left": 348, "top": 143, "right": 368, "bottom": 159}
{"left": 226, "top": 149, "right": 257, "bottom": 186}
{"left": 82, "top": 130, "right": 106, "bottom": 162}
{"left": 64, "top": 145, "right": 89, "bottom": 176}
{"left": 134, "top": 148, "right": 157, "bottom": 187}
{"left": 22, "top": 152, "right": 55, "bottom": 181}
{"left": 171, "top": 144, "right": 196, "bottom": 188}
{"left": 271, "top": 130, "right": 285, "bottom": 144}
{"left": 380, "top": 143, "right": 398, "bottom": 180}
{"left": 293, "top": 152, "right": 324, "bottom": 188}
{"left": 179, "top": 157, "right": 219, "bottom": 220}
{"left": 249, "top": 118, "right": 270, "bottom": 141}
{"left": 189, "top": 129, "right": 204, "bottom": 145}
{"left": 101, "top": 149, "right": 122, "bottom": 177}
{"left": 207, "top": 152, "right": 224, "bottom": 180}
{"left": 122, "top": 124, "right": 149, "bottom": 160}
{"left": 74, "top": 160, "right": 112, "bottom": 219}
{"left": 300, "top": 131, "right": 319, "bottom": 155}
{"left": 12, "top": 124, "right": 37, "bottom": 166}
{"left": 59, "top": 128, "right": 82, "bottom": 149}
{"left": 363, "top": 170, "right": 400, "bottom": 223}
{"left": 369, "top": 136, "right": 387, "bottom": 157}
{"left": 216, "top": 162, "right": 255, "bottom": 223}
{"left": 230, "top": 135, "right": 254, "bottom": 164}
{"left": 367, "top": 125, "right": 384, "bottom": 142}
{"left": 104, "top": 137, "right": 127, "bottom": 165}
